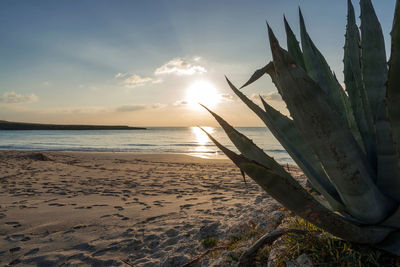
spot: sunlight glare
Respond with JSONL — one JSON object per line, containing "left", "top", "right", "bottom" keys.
{"left": 185, "top": 80, "right": 220, "bottom": 110}
{"left": 192, "top": 126, "right": 213, "bottom": 145}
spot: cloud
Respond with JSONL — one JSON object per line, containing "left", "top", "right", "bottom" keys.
{"left": 115, "top": 74, "right": 162, "bottom": 88}
{"left": 115, "top": 104, "right": 147, "bottom": 112}
{"left": 150, "top": 103, "right": 166, "bottom": 109}
{"left": 66, "top": 107, "right": 109, "bottom": 114}
{"left": 123, "top": 74, "right": 153, "bottom": 88}
{"left": 173, "top": 100, "right": 189, "bottom": 106}
{"left": 155, "top": 58, "right": 207, "bottom": 76}
{"left": 115, "top": 73, "right": 127, "bottom": 78}
{"left": 263, "top": 92, "right": 282, "bottom": 101}
{"left": 115, "top": 103, "right": 166, "bottom": 112}
{"left": 220, "top": 93, "right": 236, "bottom": 102}
{"left": 251, "top": 92, "right": 282, "bottom": 103}
{"left": 0, "top": 91, "right": 38, "bottom": 104}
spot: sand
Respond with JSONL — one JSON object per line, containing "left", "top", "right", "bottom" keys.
{"left": 0, "top": 151, "right": 305, "bottom": 266}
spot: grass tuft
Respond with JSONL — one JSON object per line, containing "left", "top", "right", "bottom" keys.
{"left": 202, "top": 237, "right": 218, "bottom": 249}
{"left": 271, "top": 217, "right": 400, "bottom": 267}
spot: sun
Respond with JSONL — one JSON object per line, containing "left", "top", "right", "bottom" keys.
{"left": 185, "top": 80, "right": 220, "bottom": 110}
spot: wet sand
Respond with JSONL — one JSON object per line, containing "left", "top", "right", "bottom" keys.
{"left": 0, "top": 151, "right": 304, "bottom": 266}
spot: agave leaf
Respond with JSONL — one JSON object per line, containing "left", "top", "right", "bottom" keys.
{"left": 240, "top": 63, "right": 271, "bottom": 89}
{"left": 267, "top": 24, "right": 394, "bottom": 223}
{"left": 376, "top": 231, "right": 400, "bottom": 256}
{"left": 226, "top": 78, "right": 344, "bottom": 210}
{"left": 360, "top": 0, "right": 388, "bottom": 123}
{"left": 263, "top": 61, "right": 284, "bottom": 96}
{"left": 284, "top": 16, "right": 305, "bottom": 70}
{"left": 259, "top": 97, "right": 345, "bottom": 209}
{"left": 201, "top": 104, "right": 288, "bottom": 177}
{"left": 299, "top": 9, "right": 362, "bottom": 146}
{"left": 344, "top": 0, "right": 377, "bottom": 168}
{"left": 360, "top": 0, "right": 400, "bottom": 202}
{"left": 201, "top": 128, "right": 392, "bottom": 244}
{"left": 375, "top": 118, "right": 400, "bottom": 202}
{"left": 201, "top": 103, "right": 342, "bottom": 210}
{"left": 387, "top": 0, "right": 400, "bottom": 160}
{"left": 381, "top": 205, "right": 400, "bottom": 228}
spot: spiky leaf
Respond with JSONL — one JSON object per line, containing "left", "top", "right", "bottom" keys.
{"left": 226, "top": 78, "right": 344, "bottom": 210}
{"left": 268, "top": 25, "right": 394, "bottom": 223}
{"left": 344, "top": 0, "right": 377, "bottom": 167}
{"left": 360, "top": 0, "right": 400, "bottom": 202}
{"left": 240, "top": 63, "right": 272, "bottom": 89}
{"left": 284, "top": 16, "right": 305, "bottom": 70}
{"left": 201, "top": 128, "right": 393, "bottom": 244}
{"left": 299, "top": 9, "right": 362, "bottom": 146}
{"left": 360, "top": 0, "right": 388, "bottom": 122}
{"left": 387, "top": 0, "right": 400, "bottom": 160}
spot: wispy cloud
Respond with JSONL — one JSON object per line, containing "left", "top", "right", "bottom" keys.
{"left": 115, "top": 73, "right": 127, "bottom": 78}
{"left": 251, "top": 92, "right": 282, "bottom": 103}
{"left": 173, "top": 100, "right": 189, "bottom": 106}
{"left": 115, "top": 56, "right": 205, "bottom": 89}
{"left": 115, "top": 103, "right": 165, "bottom": 112}
{"left": 155, "top": 58, "right": 206, "bottom": 76}
{"left": 123, "top": 74, "right": 153, "bottom": 87}
{"left": 0, "top": 91, "right": 38, "bottom": 104}
{"left": 115, "top": 104, "right": 147, "bottom": 112}
{"left": 115, "top": 74, "right": 161, "bottom": 88}
{"left": 220, "top": 93, "right": 236, "bottom": 102}
{"left": 263, "top": 92, "right": 282, "bottom": 101}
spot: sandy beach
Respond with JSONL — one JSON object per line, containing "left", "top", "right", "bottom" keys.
{"left": 0, "top": 151, "right": 304, "bottom": 266}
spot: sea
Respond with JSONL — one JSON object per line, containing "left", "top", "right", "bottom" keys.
{"left": 0, "top": 127, "right": 293, "bottom": 163}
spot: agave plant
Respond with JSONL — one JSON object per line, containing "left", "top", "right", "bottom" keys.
{"left": 201, "top": 0, "right": 400, "bottom": 256}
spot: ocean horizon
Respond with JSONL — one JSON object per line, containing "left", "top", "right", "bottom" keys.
{"left": 0, "top": 126, "right": 293, "bottom": 163}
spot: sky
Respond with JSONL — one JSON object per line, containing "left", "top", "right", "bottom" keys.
{"left": 0, "top": 0, "right": 396, "bottom": 127}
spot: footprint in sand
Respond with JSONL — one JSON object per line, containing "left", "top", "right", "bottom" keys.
{"left": 111, "top": 213, "right": 129, "bottom": 220}
{"left": 5, "top": 221, "right": 22, "bottom": 228}
{"left": 180, "top": 204, "right": 194, "bottom": 209}
{"left": 24, "top": 248, "right": 39, "bottom": 256}
{"left": 72, "top": 225, "right": 87, "bottom": 230}
{"left": 185, "top": 197, "right": 198, "bottom": 201}
{"left": 113, "top": 206, "right": 124, "bottom": 211}
{"left": 6, "top": 234, "right": 30, "bottom": 242}
{"left": 9, "top": 247, "right": 21, "bottom": 253}
{"left": 48, "top": 203, "right": 66, "bottom": 207}
{"left": 9, "top": 259, "right": 21, "bottom": 265}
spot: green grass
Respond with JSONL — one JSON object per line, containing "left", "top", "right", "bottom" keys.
{"left": 270, "top": 217, "right": 400, "bottom": 267}
{"left": 202, "top": 237, "right": 218, "bottom": 249}
{"left": 200, "top": 216, "right": 400, "bottom": 266}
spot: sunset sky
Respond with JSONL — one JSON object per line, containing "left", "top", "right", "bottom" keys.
{"left": 0, "top": 0, "right": 396, "bottom": 127}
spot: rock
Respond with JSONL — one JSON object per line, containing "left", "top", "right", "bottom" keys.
{"left": 208, "top": 257, "right": 229, "bottom": 267}
{"left": 161, "top": 255, "right": 189, "bottom": 267}
{"left": 285, "top": 260, "right": 298, "bottom": 267}
{"left": 165, "top": 228, "right": 178, "bottom": 237}
{"left": 285, "top": 254, "right": 313, "bottom": 267}
{"left": 198, "top": 222, "right": 220, "bottom": 239}
{"left": 267, "top": 238, "right": 286, "bottom": 267}
{"left": 26, "top": 152, "right": 50, "bottom": 161}
{"left": 296, "top": 253, "right": 313, "bottom": 267}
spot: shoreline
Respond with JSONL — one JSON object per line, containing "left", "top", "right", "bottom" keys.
{"left": 0, "top": 149, "right": 231, "bottom": 161}
{"left": 0, "top": 150, "right": 302, "bottom": 266}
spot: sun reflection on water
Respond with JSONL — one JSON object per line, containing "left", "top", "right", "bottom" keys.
{"left": 191, "top": 127, "right": 216, "bottom": 158}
